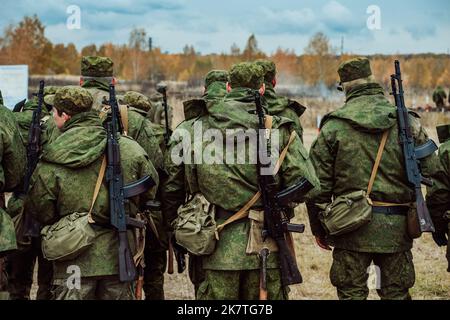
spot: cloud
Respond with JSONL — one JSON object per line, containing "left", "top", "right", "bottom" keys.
{"left": 256, "top": 7, "right": 317, "bottom": 34}
{"left": 321, "top": 1, "right": 363, "bottom": 33}
{"left": 404, "top": 24, "right": 437, "bottom": 40}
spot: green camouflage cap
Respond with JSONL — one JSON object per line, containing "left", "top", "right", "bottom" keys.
{"left": 81, "top": 56, "right": 114, "bottom": 77}
{"left": 229, "top": 62, "right": 264, "bottom": 90}
{"left": 122, "top": 91, "right": 153, "bottom": 112}
{"left": 255, "top": 60, "right": 276, "bottom": 83}
{"left": 338, "top": 57, "right": 372, "bottom": 83}
{"left": 44, "top": 94, "right": 55, "bottom": 106}
{"left": 53, "top": 86, "right": 93, "bottom": 115}
{"left": 204, "top": 70, "right": 228, "bottom": 88}
{"left": 44, "top": 86, "right": 59, "bottom": 96}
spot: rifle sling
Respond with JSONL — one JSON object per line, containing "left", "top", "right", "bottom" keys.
{"left": 215, "top": 116, "right": 297, "bottom": 236}
{"left": 87, "top": 156, "right": 107, "bottom": 224}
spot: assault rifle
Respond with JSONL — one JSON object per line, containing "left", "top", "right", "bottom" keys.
{"left": 107, "top": 83, "right": 156, "bottom": 282}
{"left": 157, "top": 83, "right": 171, "bottom": 146}
{"left": 391, "top": 60, "right": 437, "bottom": 233}
{"left": 21, "top": 80, "right": 45, "bottom": 237}
{"left": 254, "top": 91, "right": 314, "bottom": 290}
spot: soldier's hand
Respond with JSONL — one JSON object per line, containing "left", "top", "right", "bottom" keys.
{"left": 315, "top": 236, "right": 331, "bottom": 251}
{"left": 432, "top": 231, "right": 448, "bottom": 247}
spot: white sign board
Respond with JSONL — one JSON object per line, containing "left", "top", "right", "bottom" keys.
{"left": 0, "top": 65, "right": 29, "bottom": 109}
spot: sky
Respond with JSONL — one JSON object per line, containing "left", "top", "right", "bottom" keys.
{"left": 1, "top": 0, "right": 449, "bottom": 55}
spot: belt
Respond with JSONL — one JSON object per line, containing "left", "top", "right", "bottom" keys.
{"left": 372, "top": 206, "right": 409, "bottom": 216}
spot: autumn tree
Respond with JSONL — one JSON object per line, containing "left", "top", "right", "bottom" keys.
{"left": 0, "top": 15, "right": 51, "bottom": 73}
{"left": 128, "top": 28, "right": 148, "bottom": 81}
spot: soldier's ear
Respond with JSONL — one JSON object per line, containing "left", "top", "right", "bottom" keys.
{"left": 226, "top": 82, "right": 231, "bottom": 92}
{"left": 272, "top": 77, "right": 277, "bottom": 88}
{"left": 80, "top": 77, "right": 84, "bottom": 86}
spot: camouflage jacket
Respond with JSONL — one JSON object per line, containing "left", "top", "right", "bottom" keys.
{"left": 0, "top": 105, "right": 26, "bottom": 253}
{"left": 426, "top": 140, "right": 450, "bottom": 265}
{"left": 82, "top": 79, "right": 110, "bottom": 112}
{"left": 263, "top": 84, "right": 305, "bottom": 142}
{"left": 307, "top": 83, "right": 436, "bottom": 253}
{"left": 23, "top": 111, "right": 159, "bottom": 278}
{"left": 12, "top": 99, "right": 60, "bottom": 147}
{"left": 92, "top": 86, "right": 165, "bottom": 171}
{"left": 163, "top": 87, "right": 319, "bottom": 271}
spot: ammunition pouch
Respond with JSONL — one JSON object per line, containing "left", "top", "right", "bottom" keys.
{"left": 246, "top": 210, "right": 278, "bottom": 255}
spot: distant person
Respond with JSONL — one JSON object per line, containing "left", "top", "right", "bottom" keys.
{"left": 432, "top": 86, "right": 447, "bottom": 112}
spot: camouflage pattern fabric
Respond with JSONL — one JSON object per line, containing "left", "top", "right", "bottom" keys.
{"left": 12, "top": 98, "right": 60, "bottom": 148}
{"left": 122, "top": 91, "right": 153, "bottom": 112}
{"left": 162, "top": 82, "right": 319, "bottom": 300}
{"left": 204, "top": 70, "right": 228, "bottom": 88}
{"left": 338, "top": 57, "right": 372, "bottom": 83}
{"left": 263, "top": 83, "right": 305, "bottom": 142}
{"left": 197, "top": 269, "right": 288, "bottom": 300}
{"left": 0, "top": 106, "right": 26, "bottom": 253}
{"left": 254, "top": 60, "right": 276, "bottom": 83}
{"left": 330, "top": 249, "right": 415, "bottom": 300}
{"left": 23, "top": 111, "right": 159, "bottom": 280}
{"left": 54, "top": 86, "right": 93, "bottom": 115}
{"left": 81, "top": 84, "right": 110, "bottom": 111}
{"left": 81, "top": 56, "right": 114, "bottom": 77}
{"left": 52, "top": 276, "right": 133, "bottom": 300}
{"left": 229, "top": 62, "right": 264, "bottom": 89}
{"left": 426, "top": 139, "right": 450, "bottom": 272}
{"left": 307, "top": 82, "right": 436, "bottom": 253}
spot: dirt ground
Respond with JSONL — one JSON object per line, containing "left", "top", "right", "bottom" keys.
{"left": 30, "top": 127, "right": 449, "bottom": 300}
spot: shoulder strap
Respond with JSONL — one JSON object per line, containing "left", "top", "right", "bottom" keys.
{"left": 119, "top": 105, "right": 129, "bottom": 136}
{"left": 215, "top": 116, "right": 296, "bottom": 235}
{"left": 367, "top": 130, "right": 389, "bottom": 197}
{"left": 87, "top": 156, "right": 107, "bottom": 224}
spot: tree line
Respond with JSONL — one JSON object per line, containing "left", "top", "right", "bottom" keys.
{"left": 0, "top": 15, "right": 449, "bottom": 91}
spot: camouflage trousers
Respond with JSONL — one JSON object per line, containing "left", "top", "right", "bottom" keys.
{"left": 197, "top": 269, "right": 288, "bottom": 300}
{"left": 143, "top": 248, "right": 167, "bottom": 300}
{"left": 330, "top": 248, "right": 415, "bottom": 300}
{"left": 52, "top": 275, "right": 134, "bottom": 300}
{"left": 0, "top": 257, "right": 8, "bottom": 300}
{"left": 188, "top": 255, "right": 205, "bottom": 295}
{"left": 7, "top": 237, "right": 53, "bottom": 300}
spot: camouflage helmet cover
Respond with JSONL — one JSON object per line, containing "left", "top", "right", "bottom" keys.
{"left": 122, "top": 91, "right": 153, "bottom": 112}
{"left": 53, "top": 86, "right": 93, "bottom": 115}
{"left": 338, "top": 57, "right": 372, "bottom": 83}
{"left": 229, "top": 62, "right": 264, "bottom": 90}
{"left": 255, "top": 60, "right": 276, "bottom": 83}
{"left": 204, "top": 70, "right": 229, "bottom": 88}
{"left": 81, "top": 56, "right": 114, "bottom": 77}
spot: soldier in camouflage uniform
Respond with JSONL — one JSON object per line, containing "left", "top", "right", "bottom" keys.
{"left": 306, "top": 57, "right": 437, "bottom": 300}
{"left": 255, "top": 60, "right": 305, "bottom": 142}
{"left": 162, "top": 63, "right": 319, "bottom": 300}
{"left": 176, "top": 70, "right": 229, "bottom": 295}
{"left": 426, "top": 124, "right": 450, "bottom": 273}
{"left": 121, "top": 91, "right": 168, "bottom": 300}
{"left": 147, "top": 92, "right": 173, "bottom": 129}
{"left": 6, "top": 86, "right": 59, "bottom": 300}
{"left": 432, "top": 86, "right": 447, "bottom": 112}
{"left": 0, "top": 99, "right": 27, "bottom": 300}
{"left": 22, "top": 86, "right": 159, "bottom": 300}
